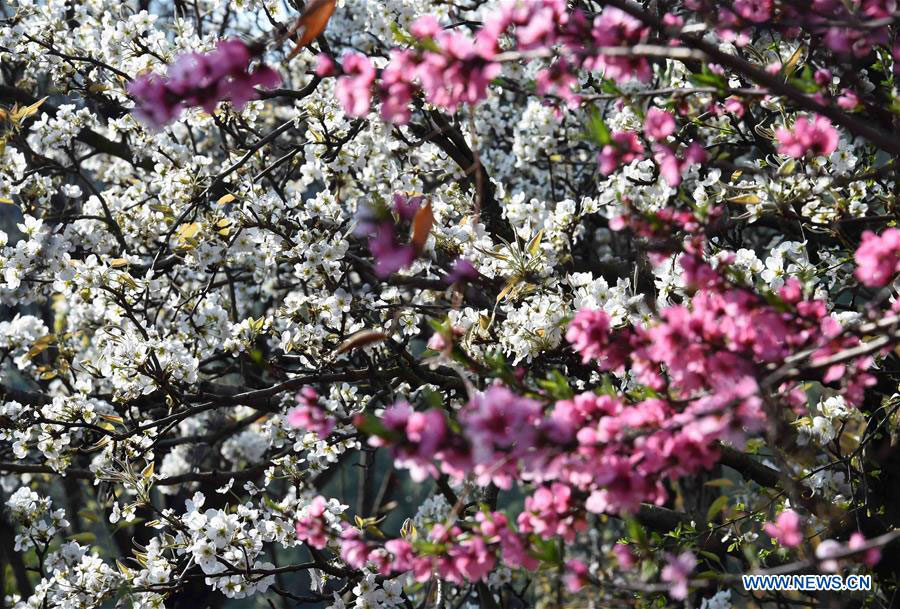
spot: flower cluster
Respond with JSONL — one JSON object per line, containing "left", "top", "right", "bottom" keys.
{"left": 328, "top": 3, "right": 652, "bottom": 124}
{"left": 287, "top": 386, "right": 337, "bottom": 439}
{"left": 128, "top": 39, "right": 281, "bottom": 128}
{"left": 854, "top": 228, "right": 900, "bottom": 287}
{"left": 7, "top": 0, "right": 900, "bottom": 606}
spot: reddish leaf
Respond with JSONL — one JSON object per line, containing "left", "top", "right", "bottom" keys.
{"left": 286, "top": 0, "right": 337, "bottom": 60}
{"left": 333, "top": 330, "right": 387, "bottom": 355}
{"left": 410, "top": 201, "right": 434, "bottom": 254}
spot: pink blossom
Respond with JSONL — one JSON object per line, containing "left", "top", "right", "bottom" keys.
{"left": 515, "top": 5, "right": 559, "bottom": 49}
{"left": 338, "top": 525, "right": 371, "bottom": 569}
{"left": 733, "top": 0, "right": 772, "bottom": 22}
{"left": 535, "top": 58, "right": 580, "bottom": 109}
{"left": 564, "top": 559, "right": 589, "bottom": 592}
{"left": 644, "top": 108, "right": 675, "bottom": 141}
{"left": 517, "top": 483, "right": 586, "bottom": 542}
{"left": 854, "top": 229, "right": 900, "bottom": 286}
{"left": 295, "top": 496, "right": 330, "bottom": 549}
{"left": 815, "top": 539, "right": 843, "bottom": 573}
{"left": 335, "top": 54, "right": 375, "bottom": 117}
{"left": 775, "top": 115, "right": 839, "bottom": 158}
{"left": 371, "top": 402, "right": 447, "bottom": 482}
{"left": 449, "top": 536, "right": 495, "bottom": 581}
{"left": 587, "top": 8, "right": 651, "bottom": 83}
{"left": 654, "top": 143, "right": 706, "bottom": 187}
{"left": 763, "top": 510, "right": 804, "bottom": 548}
{"left": 128, "top": 39, "right": 281, "bottom": 129}
{"left": 661, "top": 551, "right": 696, "bottom": 599}
{"left": 566, "top": 308, "right": 631, "bottom": 371}
{"left": 286, "top": 387, "right": 336, "bottom": 439}
{"left": 566, "top": 308, "right": 611, "bottom": 363}
{"left": 460, "top": 385, "right": 542, "bottom": 488}
{"left": 427, "top": 332, "right": 448, "bottom": 351}
{"left": 393, "top": 192, "right": 423, "bottom": 221}
{"left": 379, "top": 50, "right": 418, "bottom": 123}
{"left": 849, "top": 532, "right": 882, "bottom": 567}
{"left": 445, "top": 258, "right": 479, "bottom": 284}
{"left": 613, "top": 544, "right": 635, "bottom": 569}
{"left": 409, "top": 15, "right": 441, "bottom": 38}
{"left": 597, "top": 131, "right": 644, "bottom": 174}
{"left": 315, "top": 54, "right": 337, "bottom": 77}
{"left": 837, "top": 90, "right": 861, "bottom": 110}
{"left": 369, "top": 222, "right": 416, "bottom": 277}
{"left": 384, "top": 539, "right": 415, "bottom": 571}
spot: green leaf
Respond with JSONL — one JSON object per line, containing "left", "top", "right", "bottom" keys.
{"left": 626, "top": 519, "right": 647, "bottom": 545}
{"left": 689, "top": 70, "right": 727, "bottom": 91}
{"left": 530, "top": 537, "right": 561, "bottom": 565}
{"left": 699, "top": 551, "right": 723, "bottom": 566}
{"left": 354, "top": 412, "right": 403, "bottom": 442}
{"left": 537, "top": 370, "right": 574, "bottom": 400}
{"left": 706, "top": 495, "right": 729, "bottom": 522}
{"left": 585, "top": 107, "right": 612, "bottom": 147}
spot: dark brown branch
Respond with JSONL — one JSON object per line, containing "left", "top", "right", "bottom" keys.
{"left": 0, "top": 85, "right": 153, "bottom": 171}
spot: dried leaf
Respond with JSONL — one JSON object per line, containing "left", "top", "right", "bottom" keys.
{"left": 0, "top": 197, "right": 12, "bottom": 204}
{"left": 496, "top": 276, "right": 521, "bottom": 303}
{"left": 25, "top": 334, "right": 56, "bottom": 361}
{"left": 286, "top": 0, "right": 337, "bottom": 60}
{"left": 727, "top": 194, "right": 761, "bottom": 205}
{"left": 109, "top": 258, "right": 129, "bottom": 268}
{"left": 777, "top": 159, "right": 796, "bottom": 176}
{"left": 410, "top": 201, "right": 433, "bottom": 253}
{"left": 526, "top": 229, "right": 543, "bottom": 257}
{"left": 13, "top": 96, "right": 47, "bottom": 123}
{"left": 176, "top": 222, "right": 202, "bottom": 244}
{"left": 215, "top": 218, "right": 231, "bottom": 236}
{"left": 141, "top": 461, "right": 155, "bottom": 480}
{"left": 217, "top": 193, "right": 236, "bottom": 205}
{"left": 782, "top": 46, "right": 805, "bottom": 80}
{"left": 334, "top": 329, "right": 387, "bottom": 355}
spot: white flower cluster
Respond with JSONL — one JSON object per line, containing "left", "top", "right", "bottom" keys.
{"left": 0, "top": 0, "right": 894, "bottom": 605}
{"left": 7, "top": 487, "right": 68, "bottom": 552}
{"left": 15, "top": 542, "right": 121, "bottom": 609}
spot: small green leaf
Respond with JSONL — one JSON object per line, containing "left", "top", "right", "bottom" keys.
{"left": 585, "top": 107, "right": 612, "bottom": 147}
{"left": 706, "top": 495, "right": 729, "bottom": 522}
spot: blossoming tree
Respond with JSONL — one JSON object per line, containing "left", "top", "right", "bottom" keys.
{"left": 4, "top": 0, "right": 900, "bottom": 607}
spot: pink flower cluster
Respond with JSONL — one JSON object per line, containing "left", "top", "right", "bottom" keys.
{"left": 854, "top": 228, "right": 900, "bottom": 287}
{"left": 653, "top": 141, "right": 707, "bottom": 187}
{"left": 368, "top": 400, "right": 447, "bottom": 481}
{"left": 355, "top": 193, "right": 424, "bottom": 277}
{"left": 312, "top": 211, "right": 882, "bottom": 583}
{"left": 295, "top": 495, "right": 330, "bottom": 549}
{"left": 584, "top": 6, "right": 652, "bottom": 83}
{"left": 775, "top": 115, "right": 839, "bottom": 158}
{"left": 326, "top": 2, "right": 654, "bottom": 122}
{"left": 597, "top": 132, "right": 645, "bottom": 175}
{"left": 335, "top": 510, "right": 536, "bottom": 584}
{"left": 816, "top": 533, "right": 882, "bottom": 572}
{"left": 128, "top": 40, "right": 281, "bottom": 129}
{"left": 335, "top": 54, "right": 376, "bottom": 117}
{"left": 809, "top": 0, "right": 892, "bottom": 57}
{"left": 286, "top": 386, "right": 336, "bottom": 439}
{"left": 575, "top": 260, "right": 873, "bottom": 402}
{"left": 763, "top": 509, "right": 804, "bottom": 548}
{"left": 371, "top": 379, "right": 747, "bottom": 517}
{"left": 517, "top": 482, "right": 587, "bottom": 542}
{"left": 661, "top": 551, "right": 696, "bottom": 599}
